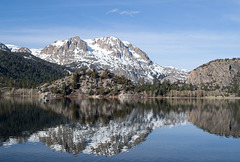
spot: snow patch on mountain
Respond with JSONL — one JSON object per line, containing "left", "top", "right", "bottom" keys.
{"left": 6, "top": 44, "right": 20, "bottom": 52}
{"left": 30, "top": 48, "right": 42, "bottom": 55}
{"left": 6, "top": 44, "right": 42, "bottom": 56}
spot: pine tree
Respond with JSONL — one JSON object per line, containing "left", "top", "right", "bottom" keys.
{"left": 61, "top": 83, "right": 67, "bottom": 95}
{"left": 72, "top": 72, "right": 79, "bottom": 89}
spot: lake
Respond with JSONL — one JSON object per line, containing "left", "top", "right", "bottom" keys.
{"left": 0, "top": 97, "right": 240, "bottom": 162}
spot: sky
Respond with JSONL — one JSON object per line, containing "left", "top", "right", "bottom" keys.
{"left": 1, "top": 0, "right": 240, "bottom": 70}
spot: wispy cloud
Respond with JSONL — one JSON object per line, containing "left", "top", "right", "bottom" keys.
{"left": 106, "top": 8, "right": 140, "bottom": 16}
{"left": 106, "top": 8, "right": 119, "bottom": 14}
{"left": 119, "top": 10, "right": 140, "bottom": 16}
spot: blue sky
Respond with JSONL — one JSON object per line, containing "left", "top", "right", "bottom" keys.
{"left": 1, "top": 0, "right": 240, "bottom": 70}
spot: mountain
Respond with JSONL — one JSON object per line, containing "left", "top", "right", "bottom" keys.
{"left": 0, "top": 43, "right": 10, "bottom": 52}
{"left": 15, "top": 36, "right": 189, "bottom": 83}
{"left": 0, "top": 44, "right": 68, "bottom": 88}
{"left": 186, "top": 58, "right": 240, "bottom": 88}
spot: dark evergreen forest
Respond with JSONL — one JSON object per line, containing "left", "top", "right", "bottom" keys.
{"left": 0, "top": 50, "right": 68, "bottom": 88}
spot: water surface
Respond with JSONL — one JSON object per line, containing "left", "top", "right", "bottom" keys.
{"left": 0, "top": 98, "right": 240, "bottom": 161}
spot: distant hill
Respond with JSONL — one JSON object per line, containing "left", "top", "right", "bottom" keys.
{"left": 0, "top": 47, "right": 68, "bottom": 88}
{"left": 186, "top": 58, "right": 240, "bottom": 90}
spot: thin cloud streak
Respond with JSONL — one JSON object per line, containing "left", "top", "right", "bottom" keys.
{"left": 120, "top": 10, "right": 140, "bottom": 16}
{"left": 106, "top": 8, "right": 119, "bottom": 14}
{"left": 106, "top": 8, "right": 140, "bottom": 16}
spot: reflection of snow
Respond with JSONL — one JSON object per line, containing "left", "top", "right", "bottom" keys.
{"left": 3, "top": 138, "right": 19, "bottom": 146}
{"left": 24, "top": 109, "right": 188, "bottom": 156}
{"left": 1, "top": 104, "right": 188, "bottom": 156}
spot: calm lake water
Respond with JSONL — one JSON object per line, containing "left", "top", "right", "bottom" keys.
{"left": 0, "top": 97, "right": 240, "bottom": 162}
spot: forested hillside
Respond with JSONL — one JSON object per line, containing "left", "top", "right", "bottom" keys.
{"left": 0, "top": 50, "right": 68, "bottom": 88}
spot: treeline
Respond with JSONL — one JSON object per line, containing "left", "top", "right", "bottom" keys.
{"left": 134, "top": 79, "right": 196, "bottom": 97}
{"left": 0, "top": 50, "right": 67, "bottom": 88}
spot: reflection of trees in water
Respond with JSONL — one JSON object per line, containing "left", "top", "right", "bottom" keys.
{"left": 167, "top": 99, "right": 240, "bottom": 138}
{"left": 43, "top": 99, "right": 156, "bottom": 124}
{"left": 0, "top": 98, "right": 67, "bottom": 145}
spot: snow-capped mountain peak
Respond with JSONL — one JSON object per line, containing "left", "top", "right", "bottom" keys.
{"left": 5, "top": 44, "right": 42, "bottom": 55}
{"left": 84, "top": 36, "right": 151, "bottom": 64}
{"left": 4, "top": 36, "right": 189, "bottom": 83}
{"left": 51, "top": 39, "right": 68, "bottom": 47}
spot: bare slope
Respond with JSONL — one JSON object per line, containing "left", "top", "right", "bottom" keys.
{"left": 186, "top": 58, "right": 240, "bottom": 88}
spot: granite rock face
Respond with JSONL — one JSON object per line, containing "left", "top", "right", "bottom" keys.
{"left": 40, "top": 36, "right": 88, "bottom": 65}
{"left": 186, "top": 58, "right": 240, "bottom": 88}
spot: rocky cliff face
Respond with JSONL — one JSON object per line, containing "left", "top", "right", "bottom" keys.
{"left": 39, "top": 36, "right": 88, "bottom": 65}
{"left": 30, "top": 36, "right": 189, "bottom": 83}
{"left": 186, "top": 58, "right": 240, "bottom": 88}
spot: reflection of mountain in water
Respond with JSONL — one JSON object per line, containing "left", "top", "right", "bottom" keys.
{"left": 30, "top": 109, "right": 187, "bottom": 156}
{"left": 0, "top": 98, "right": 187, "bottom": 156}
{"left": 1, "top": 98, "right": 240, "bottom": 156}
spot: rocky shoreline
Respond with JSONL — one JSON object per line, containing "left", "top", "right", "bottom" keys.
{"left": 1, "top": 87, "right": 240, "bottom": 101}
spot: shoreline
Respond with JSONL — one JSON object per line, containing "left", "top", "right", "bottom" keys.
{"left": 1, "top": 87, "right": 239, "bottom": 100}
{"left": 1, "top": 93, "right": 240, "bottom": 100}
